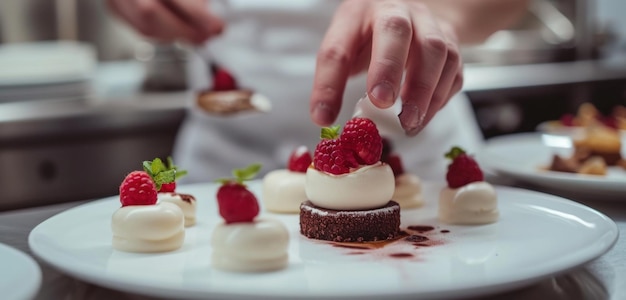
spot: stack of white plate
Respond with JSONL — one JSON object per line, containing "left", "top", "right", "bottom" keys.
{"left": 0, "top": 41, "right": 96, "bottom": 103}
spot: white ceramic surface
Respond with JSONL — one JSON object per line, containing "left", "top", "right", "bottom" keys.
{"left": 477, "top": 132, "right": 626, "bottom": 197}
{"left": 29, "top": 181, "right": 618, "bottom": 300}
{"left": 0, "top": 243, "right": 42, "bottom": 300}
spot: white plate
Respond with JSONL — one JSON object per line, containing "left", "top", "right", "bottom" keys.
{"left": 0, "top": 243, "right": 42, "bottom": 300}
{"left": 29, "top": 181, "right": 618, "bottom": 300}
{"left": 477, "top": 133, "right": 626, "bottom": 197}
{"left": 536, "top": 121, "right": 626, "bottom": 138}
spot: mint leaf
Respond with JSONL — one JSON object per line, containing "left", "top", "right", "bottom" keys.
{"left": 175, "top": 170, "right": 188, "bottom": 180}
{"left": 151, "top": 158, "right": 166, "bottom": 174}
{"left": 232, "top": 163, "right": 262, "bottom": 184}
{"left": 320, "top": 125, "right": 341, "bottom": 140}
{"left": 154, "top": 170, "right": 176, "bottom": 187}
{"left": 142, "top": 161, "right": 154, "bottom": 176}
{"left": 445, "top": 146, "right": 466, "bottom": 160}
{"left": 165, "top": 156, "right": 188, "bottom": 180}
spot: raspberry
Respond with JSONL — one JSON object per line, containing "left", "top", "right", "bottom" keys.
{"left": 119, "top": 171, "right": 158, "bottom": 206}
{"left": 386, "top": 154, "right": 405, "bottom": 177}
{"left": 444, "top": 147, "right": 484, "bottom": 188}
{"left": 160, "top": 182, "right": 176, "bottom": 193}
{"left": 559, "top": 114, "right": 575, "bottom": 127}
{"left": 341, "top": 117, "right": 382, "bottom": 165}
{"left": 211, "top": 64, "right": 237, "bottom": 91}
{"left": 381, "top": 137, "right": 393, "bottom": 163}
{"left": 216, "top": 164, "right": 261, "bottom": 223}
{"left": 314, "top": 138, "right": 358, "bottom": 175}
{"left": 288, "top": 146, "right": 312, "bottom": 173}
{"left": 216, "top": 182, "right": 259, "bottom": 223}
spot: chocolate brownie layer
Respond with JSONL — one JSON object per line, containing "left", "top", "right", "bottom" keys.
{"left": 299, "top": 200, "right": 400, "bottom": 242}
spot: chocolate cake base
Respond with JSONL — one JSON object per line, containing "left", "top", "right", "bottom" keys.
{"left": 299, "top": 200, "right": 400, "bottom": 242}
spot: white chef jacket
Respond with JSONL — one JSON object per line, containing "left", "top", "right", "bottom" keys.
{"left": 173, "top": 0, "right": 484, "bottom": 182}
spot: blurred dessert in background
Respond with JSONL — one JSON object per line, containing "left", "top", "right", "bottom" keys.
{"left": 381, "top": 138, "right": 424, "bottom": 209}
{"left": 540, "top": 102, "right": 626, "bottom": 134}
{"left": 196, "top": 64, "right": 271, "bottom": 115}
{"left": 546, "top": 125, "right": 625, "bottom": 175}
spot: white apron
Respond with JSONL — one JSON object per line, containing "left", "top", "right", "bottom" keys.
{"left": 173, "top": 0, "right": 484, "bottom": 182}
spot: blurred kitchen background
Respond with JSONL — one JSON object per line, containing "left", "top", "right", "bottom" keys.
{"left": 0, "top": 0, "right": 625, "bottom": 210}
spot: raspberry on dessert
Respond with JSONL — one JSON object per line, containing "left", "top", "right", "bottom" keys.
{"left": 143, "top": 157, "right": 188, "bottom": 192}
{"left": 559, "top": 113, "right": 575, "bottom": 127}
{"left": 313, "top": 124, "right": 359, "bottom": 175}
{"left": 211, "top": 64, "right": 238, "bottom": 91}
{"left": 386, "top": 154, "right": 405, "bottom": 177}
{"left": 119, "top": 171, "right": 158, "bottom": 206}
{"left": 160, "top": 182, "right": 176, "bottom": 193}
{"left": 381, "top": 137, "right": 393, "bottom": 163}
{"left": 314, "top": 138, "right": 359, "bottom": 175}
{"left": 288, "top": 146, "right": 312, "bottom": 173}
{"left": 341, "top": 117, "right": 383, "bottom": 165}
{"left": 216, "top": 164, "right": 262, "bottom": 223}
{"left": 444, "top": 146, "right": 484, "bottom": 188}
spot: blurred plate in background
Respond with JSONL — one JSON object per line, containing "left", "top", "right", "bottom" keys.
{"left": 0, "top": 41, "right": 95, "bottom": 102}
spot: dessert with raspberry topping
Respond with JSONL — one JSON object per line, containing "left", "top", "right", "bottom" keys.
{"left": 111, "top": 171, "right": 185, "bottom": 253}
{"left": 144, "top": 157, "right": 197, "bottom": 227}
{"left": 262, "top": 145, "right": 312, "bottom": 213}
{"left": 211, "top": 164, "right": 290, "bottom": 272}
{"left": 300, "top": 117, "right": 400, "bottom": 242}
{"left": 196, "top": 64, "right": 271, "bottom": 115}
{"left": 381, "top": 138, "right": 424, "bottom": 209}
{"left": 438, "top": 146, "right": 499, "bottom": 225}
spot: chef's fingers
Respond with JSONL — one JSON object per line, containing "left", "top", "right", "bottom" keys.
{"left": 310, "top": 1, "right": 367, "bottom": 126}
{"left": 107, "top": 0, "right": 208, "bottom": 44}
{"left": 366, "top": 1, "right": 413, "bottom": 109}
{"left": 419, "top": 21, "right": 463, "bottom": 133}
{"left": 399, "top": 4, "right": 447, "bottom": 136}
{"left": 160, "top": 0, "right": 224, "bottom": 38}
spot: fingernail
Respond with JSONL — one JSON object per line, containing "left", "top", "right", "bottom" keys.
{"left": 398, "top": 103, "right": 422, "bottom": 134}
{"left": 370, "top": 82, "right": 395, "bottom": 107}
{"left": 312, "top": 103, "right": 335, "bottom": 126}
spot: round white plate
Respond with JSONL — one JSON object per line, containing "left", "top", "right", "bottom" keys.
{"left": 29, "top": 181, "right": 618, "bottom": 300}
{"left": 477, "top": 132, "right": 626, "bottom": 197}
{"left": 536, "top": 121, "right": 626, "bottom": 138}
{"left": 0, "top": 243, "right": 42, "bottom": 300}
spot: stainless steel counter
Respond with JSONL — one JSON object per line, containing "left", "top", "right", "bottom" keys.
{"left": 0, "top": 176, "right": 623, "bottom": 300}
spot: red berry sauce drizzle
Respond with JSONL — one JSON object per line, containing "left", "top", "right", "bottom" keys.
{"left": 329, "top": 224, "right": 451, "bottom": 261}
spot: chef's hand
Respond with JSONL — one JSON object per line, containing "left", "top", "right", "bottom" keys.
{"left": 106, "top": 0, "right": 224, "bottom": 44}
{"left": 310, "top": 0, "right": 462, "bottom": 136}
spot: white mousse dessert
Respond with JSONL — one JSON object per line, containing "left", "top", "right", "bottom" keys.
{"left": 438, "top": 146, "right": 498, "bottom": 225}
{"left": 439, "top": 181, "right": 499, "bottom": 224}
{"left": 300, "top": 118, "right": 401, "bottom": 242}
{"left": 393, "top": 173, "right": 424, "bottom": 209}
{"left": 262, "top": 145, "right": 311, "bottom": 213}
{"left": 211, "top": 218, "right": 289, "bottom": 272}
{"left": 262, "top": 170, "right": 306, "bottom": 213}
{"left": 158, "top": 193, "right": 197, "bottom": 227}
{"left": 112, "top": 202, "right": 185, "bottom": 252}
{"left": 212, "top": 164, "right": 290, "bottom": 272}
{"left": 305, "top": 162, "right": 395, "bottom": 210}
